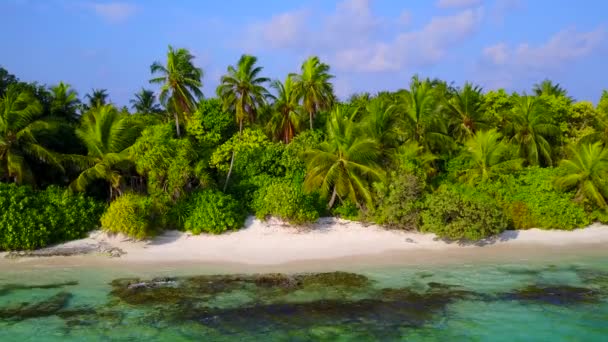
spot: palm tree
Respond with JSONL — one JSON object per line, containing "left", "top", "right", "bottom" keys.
{"left": 49, "top": 82, "right": 80, "bottom": 121}
{"left": 505, "top": 95, "right": 559, "bottom": 166}
{"left": 268, "top": 76, "right": 302, "bottom": 143}
{"left": 555, "top": 142, "right": 608, "bottom": 208}
{"left": 217, "top": 54, "right": 270, "bottom": 190}
{"left": 303, "top": 107, "right": 384, "bottom": 209}
{"left": 84, "top": 89, "right": 109, "bottom": 109}
{"left": 130, "top": 88, "right": 161, "bottom": 114}
{"left": 359, "top": 97, "right": 404, "bottom": 150}
{"left": 460, "top": 129, "right": 523, "bottom": 184}
{"left": 443, "top": 82, "right": 487, "bottom": 143}
{"left": 0, "top": 88, "right": 63, "bottom": 184}
{"left": 149, "top": 46, "right": 203, "bottom": 137}
{"left": 70, "top": 105, "right": 140, "bottom": 198}
{"left": 291, "top": 56, "right": 335, "bottom": 130}
{"left": 398, "top": 75, "right": 452, "bottom": 153}
{"left": 533, "top": 79, "right": 570, "bottom": 98}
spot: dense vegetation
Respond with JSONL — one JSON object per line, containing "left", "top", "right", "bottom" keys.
{"left": 1, "top": 47, "right": 608, "bottom": 248}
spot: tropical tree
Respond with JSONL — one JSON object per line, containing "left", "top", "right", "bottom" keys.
{"left": 0, "top": 67, "right": 18, "bottom": 97}
{"left": 555, "top": 142, "right": 608, "bottom": 208}
{"left": 70, "top": 105, "right": 140, "bottom": 198}
{"left": 533, "top": 79, "right": 570, "bottom": 99}
{"left": 216, "top": 54, "right": 269, "bottom": 190}
{"left": 268, "top": 76, "right": 302, "bottom": 143}
{"left": 291, "top": 56, "right": 335, "bottom": 130}
{"left": 359, "top": 96, "right": 404, "bottom": 150}
{"left": 398, "top": 75, "right": 452, "bottom": 153}
{"left": 303, "top": 106, "right": 384, "bottom": 209}
{"left": 49, "top": 82, "right": 80, "bottom": 121}
{"left": 443, "top": 82, "right": 487, "bottom": 143}
{"left": 84, "top": 89, "right": 109, "bottom": 109}
{"left": 505, "top": 95, "right": 559, "bottom": 166}
{"left": 130, "top": 88, "right": 161, "bottom": 114}
{"left": 460, "top": 129, "right": 523, "bottom": 184}
{"left": 150, "top": 46, "right": 203, "bottom": 137}
{"left": 0, "top": 88, "right": 63, "bottom": 184}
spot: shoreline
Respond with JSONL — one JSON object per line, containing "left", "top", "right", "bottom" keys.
{"left": 1, "top": 217, "right": 608, "bottom": 272}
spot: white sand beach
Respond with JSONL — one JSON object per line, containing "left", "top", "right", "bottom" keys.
{"left": 2, "top": 217, "right": 607, "bottom": 270}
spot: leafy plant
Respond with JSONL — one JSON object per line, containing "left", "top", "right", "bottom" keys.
{"left": 100, "top": 193, "right": 154, "bottom": 239}
{"left": 181, "top": 190, "right": 246, "bottom": 234}
{"left": 253, "top": 180, "right": 320, "bottom": 224}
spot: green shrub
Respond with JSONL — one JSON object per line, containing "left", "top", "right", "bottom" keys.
{"left": 253, "top": 180, "right": 320, "bottom": 224}
{"left": 421, "top": 188, "right": 510, "bottom": 241}
{"left": 476, "top": 167, "right": 590, "bottom": 230}
{"left": 332, "top": 200, "right": 360, "bottom": 221}
{"left": 371, "top": 171, "right": 424, "bottom": 230}
{"left": 182, "top": 190, "right": 245, "bottom": 234}
{"left": 0, "top": 183, "right": 105, "bottom": 250}
{"left": 100, "top": 193, "right": 154, "bottom": 239}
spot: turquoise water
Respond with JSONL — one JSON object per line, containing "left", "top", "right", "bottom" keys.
{"left": 0, "top": 255, "right": 607, "bottom": 341}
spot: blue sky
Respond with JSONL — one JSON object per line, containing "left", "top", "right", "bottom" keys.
{"left": 1, "top": 0, "right": 607, "bottom": 106}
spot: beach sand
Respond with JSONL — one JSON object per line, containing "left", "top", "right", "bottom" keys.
{"left": 1, "top": 217, "right": 607, "bottom": 272}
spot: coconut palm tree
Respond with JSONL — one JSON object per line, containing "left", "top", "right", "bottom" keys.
{"left": 216, "top": 54, "right": 270, "bottom": 190}
{"left": 443, "top": 82, "right": 487, "bottom": 143}
{"left": 84, "top": 89, "right": 109, "bottom": 109}
{"left": 460, "top": 129, "right": 523, "bottom": 184}
{"left": 150, "top": 46, "right": 203, "bottom": 137}
{"left": 555, "top": 142, "right": 608, "bottom": 208}
{"left": 533, "top": 79, "right": 570, "bottom": 99}
{"left": 398, "top": 75, "right": 452, "bottom": 153}
{"left": 70, "top": 105, "right": 141, "bottom": 198}
{"left": 49, "top": 82, "right": 80, "bottom": 121}
{"left": 0, "top": 88, "right": 63, "bottom": 184}
{"left": 291, "top": 56, "right": 335, "bottom": 130}
{"left": 130, "top": 88, "right": 161, "bottom": 114}
{"left": 359, "top": 96, "right": 404, "bottom": 151}
{"left": 267, "top": 76, "right": 302, "bottom": 143}
{"left": 303, "top": 106, "right": 384, "bottom": 209}
{"left": 505, "top": 95, "right": 559, "bottom": 166}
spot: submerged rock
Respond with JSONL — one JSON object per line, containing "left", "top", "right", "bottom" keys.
{"left": 0, "top": 281, "right": 78, "bottom": 297}
{"left": 502, "top": 285, "right": 602, "bottom": 305}
{"left": 0, "top": 291, "right": 72, "bottom": 320}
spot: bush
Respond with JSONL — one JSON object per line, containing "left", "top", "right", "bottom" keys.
{"left": 476, "top": 167, "right": 590, "bottom": 230}
{"left": 253, "top": 180, "right": 320, "bottom": 224}
{"left": 100, "top": 193, "right": 154, "bottom": 239}
{"left": 0, "top": 183, "right": 105, "bottom": 250}
{"left": 421, "top": 188, "right": 510, "bottom": 241}
{"left": 371, "top": 171, "right": 424, "bottom": 230}
{"left": 332, "top": 200, "right": 360, "bottom": 221}
{"left": 181, "top": 190, "right": 245, "bottom": 234}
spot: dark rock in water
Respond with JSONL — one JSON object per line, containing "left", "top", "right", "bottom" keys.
{"left": 502, "top": 285, "right": 602, "bottom": 305}
{"left": 0, "top": 292, "right": 72, "bottom": 320}
{"left": 0, "top": 281, "right": 78, "bottom": 297}
{"left": 109, "top": 272, "right": 374, "bottom": 306}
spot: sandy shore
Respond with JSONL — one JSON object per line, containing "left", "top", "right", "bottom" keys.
{"left": 1, "top": 217, "right": 608, "bottom": 270}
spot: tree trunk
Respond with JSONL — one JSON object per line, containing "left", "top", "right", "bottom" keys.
{"left": 223, "top": 119, "right": 243, "bottom": 191}
{"left": 328, "top": 186, "right": 338, "bottom": 209}
{"left": 174, "top": 112, "right": 181, "bottom": 137}
{"left": 309, "top": 110, "right": 314, "bottom": 131}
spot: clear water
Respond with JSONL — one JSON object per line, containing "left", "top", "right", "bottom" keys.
{"left": 0, "top": 254, "right": 607, "bottom": 341}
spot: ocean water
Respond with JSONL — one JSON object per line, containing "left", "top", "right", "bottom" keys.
{"left": 0, "top": 254, "right": 607, "bottom": 341}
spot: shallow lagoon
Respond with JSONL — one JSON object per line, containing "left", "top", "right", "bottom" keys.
{"left": 0, "top": 253, "right": 607, "bottom": 341}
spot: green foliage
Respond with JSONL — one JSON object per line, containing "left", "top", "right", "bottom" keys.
{"left": 180, "top": 190, "right": 245, "bottom": 234}
{"left": 100, "top": 193, "right": 154, "bottom": 239}
{"left": 597, "top": 90, "right": 608, "bottom": 116}
{"left": 291, "top": 56, "right": 335, "bottom": 130}
{"left": 187, "top": 98, "right": 237, "bottom": 146}
{"left": 0, "top": 183, "right": 105, "bottom": 250}
{"left": 421, "top": 187, "right": 510, "bottom": 241}
{"left": 478, "top": 167, "right": 590, "bottom": 230}
{"left": 332, "top": 200, "right": 360, "bottom": 221}
{"left": 131, "top": 123, "right": 210, "bottom": 203}
{"left": 371, "top": 170, "right": 424, "bottom": 230}
{"left": 252, "top": 180, "right": 320, "bottom": 224}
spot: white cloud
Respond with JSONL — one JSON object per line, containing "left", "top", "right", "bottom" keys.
{"left": 243, "top": 0, "right": 484, "bottom": 73}
{"left": 436, "top": 0, "right": 482, "bottom": 9}
{"left": 483, "top": 27, "right": 605, "bottom": 69}
{"left": 90, "top": 2, "right": 137, "bottom": 23}
{"left": 478, "top": 27, "right": 606, "bottom": 88}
